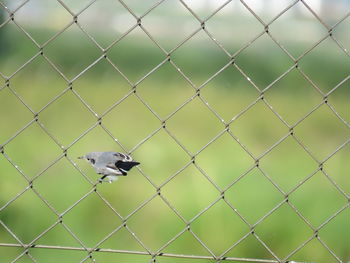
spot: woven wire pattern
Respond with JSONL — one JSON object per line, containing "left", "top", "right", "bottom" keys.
{"left": 0, "top": 0, "right": 349, "bottom": 262}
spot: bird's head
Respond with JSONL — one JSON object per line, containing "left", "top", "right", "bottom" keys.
{"left": 78, "top": 152, "right": 98, "bottom": 164}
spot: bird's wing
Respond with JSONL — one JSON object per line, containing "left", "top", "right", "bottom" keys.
{"left": 112, "top": 152, "right": 133, "bottom": 162}
{"left": 106, "top": 163, "right": 127, "bottom": 175}
{"left": 115, "top": 161, "right": 140, "bottom": 171}
{"left": 103, "top": 152, "right": 140, "bottom": 175}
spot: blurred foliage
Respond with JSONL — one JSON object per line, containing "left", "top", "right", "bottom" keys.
{"left": 0, "top": 26, "right": 349, "bottom": 90}
{"left": 0, "top": 26, "right": 349, "bottom": 263}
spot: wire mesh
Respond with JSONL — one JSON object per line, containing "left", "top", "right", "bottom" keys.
{"left": 0, "top": 0, "right": 349, "bottom": 263}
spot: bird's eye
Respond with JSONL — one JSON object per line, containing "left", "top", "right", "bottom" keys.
{"left": 90, "top": 159, "right": 95, "bottom": 164}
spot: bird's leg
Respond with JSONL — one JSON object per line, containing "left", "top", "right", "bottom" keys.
{"left": 99, "top": 174, "right": 109, "bottom": 183}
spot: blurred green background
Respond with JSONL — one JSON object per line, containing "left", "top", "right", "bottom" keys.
{"left": 0, "top": 0, "right": 349, "bottom": 263}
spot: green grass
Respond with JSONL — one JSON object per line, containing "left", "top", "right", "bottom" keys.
{"left": 0, "top": 70, "right": 349, "bottom": 263}
{"left": 0, "top": 28, "right": 349, "bottom": 263}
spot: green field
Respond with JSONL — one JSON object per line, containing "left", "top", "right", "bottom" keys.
{"left": 0, "top": 22, "right": 349, "bottom": 263}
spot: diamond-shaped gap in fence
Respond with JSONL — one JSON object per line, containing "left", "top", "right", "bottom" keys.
{"left": 223, "top": 233, "right": 276, "bottom": 261}
{"left": 323, "top": 143, "right": 350, "bottom": 195}
{"left": 30, "top": 248, "right": 87, "bottom": 263}
{"left": 93, "top": 253, "right": 152, "bottom": 263}
{"left": 298, "top": 37, "right": 350, "bottom": 93}
{"left": 107, "top": 26, "right": 166, "bottom": 83}
{"left": 268, "top": 0, "right": 329, "bottom": 58}
{"left": 161, "top": 164, "right": 219, "bottom": 220}
{"left": 127, "top": 195, "right": 186, "bottom": 251}
{"left": 190, "top": 199, "right": 250, "bottom": 255}
{"left": 333, "top": 16, "right": 350, "bottom": 52}
{"left": 0, "top": 18, "right": 38, "bottom": 76}
{"left": 264, "top": 68, "right": 323, "bottom": 125}
{"left": 68, "top": 125, "right": 130, "bottom": 179}
{"left": 12, "top": 0, "right": 72, "bottom": 45}
{"left": 171, "top": 29, "right": 230, "bottom": 86}
{"left": 4, "top": 122, "right": 62, "bottom": 178}
{"left": 58, "top": 0, "right": 96, "bottom": 14}
{"left": 94, "top": 167, "right": 154, "bottom": 218}
{"left": 259, "top": 136, "right": 319, "bottom": 192}
{"left": 141, "top": 0, "right": 199, "bottom": 51}
{"left": 319, "top": 206, "right": 350, "bottom": 262}
{"left": 38, "top": 90, "right": 97, "bottom": 147}
{"left": 254, "top": 202, "right": 313, "bottom": 259}
{"left": 0, "top": 154, "right": 28, "bottom": 208}
{"left": 200, "top": 64, "right": 260, "bottom": 122}
{"left": 102, "top": 93, "right": 160, "bottom": 150}
{"left": 43, "top": 23, "right": 102, "bottom": 80}
{"left": 242, "top": 0, "right": 297, "bottom": 24}
{"left": 73, "top": 58, "right": 131, "bottom": 115}
{"left": 132, "top": 129, "right": 189, "bottom": 186}
{"left": 0, "top": 87, "right": 33, "bottom": 144}
{"left": 327, "top": 78, "right": 350, "bottom": 125}
{"left": 10, "top": 55, "right": 67, "bottom": 112}
{"left": 77, "top": 0, "right": 136, "bottom": 48}
{"left": 287, "top": 238, "right": 339, "bottom": 263}
{"left": 33, "top": 157, "right": 92, "bottom": 213}
{"left": 0, "top": 189, "right": 57, "bottom": 244}
{"left": 159, "top": 229, "right": 213, "bottom": 258}
{"left": 136, "top": 61, "right": 195, "bottom": 119}
{"left": 63, "top": 191, "right": 122, "bottom": 248}
{"left": 195, "top": 132, "right": 255, "bottom": 189}
{"left": 289, "top": 170, "right": 348, "bottom": 227}
{"left": 224, "top": 167, "right": 283, "bottom": 224}
{"left": 293, "top": 103, "right": 349, "bottom": 161}
{"left": 229, "top": 99, "right": 288, "bottom": 157}
{"left": 0, "top": 247, "right": 25, "bottom": 263}
{"left": 166, "top": 96, "right": 224, "bottom": 154}
{"left": 205, "top": 0, "right": 265, "bottom": 55}
{"left": 97, "top": 225, "right": 148, "bottom": 253}
{"left": 69, "top": 126, "right": 155, "bottom": 217}
{"left": 234, "top": 33, "right": 294, "bottom": 90}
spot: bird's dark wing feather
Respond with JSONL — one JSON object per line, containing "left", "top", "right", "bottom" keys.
{"left": 115, "top": 161, "right": 140, "bottom": 171}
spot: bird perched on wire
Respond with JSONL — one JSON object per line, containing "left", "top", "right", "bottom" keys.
{"left": 78, "top": 152, "right": 140, "bottom": 183}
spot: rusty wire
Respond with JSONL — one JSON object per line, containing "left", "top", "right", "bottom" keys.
{"left": 0, "top": 0, "right": 349, "bottom": 263}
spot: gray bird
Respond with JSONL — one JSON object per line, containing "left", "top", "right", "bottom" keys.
{"left": 78, "top": 151, "right": 140, "bottom": 183}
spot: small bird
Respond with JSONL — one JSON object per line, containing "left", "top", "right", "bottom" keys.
{"left": 78, "top": 151, "right": 140, "bottom": 183}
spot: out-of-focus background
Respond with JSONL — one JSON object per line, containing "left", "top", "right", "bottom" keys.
{"left": 0, "top": 0, "right": 349, "bottom": 262}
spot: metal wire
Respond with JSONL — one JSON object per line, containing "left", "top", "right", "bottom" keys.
{"left": 0, "top": 0, "right": 349, "bottom": 263}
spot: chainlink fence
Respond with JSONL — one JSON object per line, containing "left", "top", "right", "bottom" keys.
{"left": 0, "top": 0, "right": 349, "bottom": 263}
